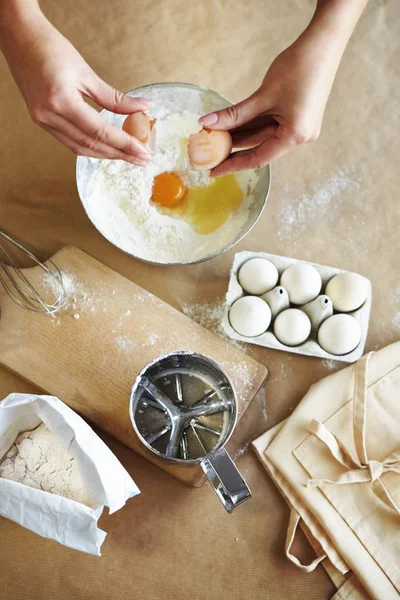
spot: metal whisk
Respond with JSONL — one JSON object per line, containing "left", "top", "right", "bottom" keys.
{"left": 0, "top": 229, "right": 66, "bottom": 316}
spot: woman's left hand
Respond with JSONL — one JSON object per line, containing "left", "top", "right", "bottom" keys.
{"left": 200, "top": 0, "right": 368, "bottom": 176}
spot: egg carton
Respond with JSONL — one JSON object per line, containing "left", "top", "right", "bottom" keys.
{"left": 221, "top": 251, "right": 372, "bottom": 363}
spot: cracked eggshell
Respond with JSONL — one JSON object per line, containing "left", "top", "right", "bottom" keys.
{"left": 187, "top": 129, "right": 232, "bottom": 171}
{"left": 123, "top": 111, "right": 157, "bottom": 151}
{"left": 273, "top": 309, "right": 311, "bottom": 346}
{"left": 229, "top": 296, "right": 271, "bottom": 337}
{"left": 280, "top": 264, "right": 322, "bottom": 305}
{"left": 238, "top": 258, "right": 279, "bottom": 295}
{"left": 300, "top": 295, "right": 333, "bottom": 330}
{"left": 262, "top": 286, "right": 290, "bottom": 318}
{"left": 325, "top": 272, "right": 369, "bottom": 312}
{"left": 318, "top": 314, "right": 362, "bottom": 355}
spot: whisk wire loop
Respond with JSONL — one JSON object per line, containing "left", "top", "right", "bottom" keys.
{"left": 0, "top": 229, "right": 66, "bottom": 316}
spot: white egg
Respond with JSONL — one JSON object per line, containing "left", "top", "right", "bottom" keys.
{"left": 238, "top": 258, "right": 279, "bottom": 295}
{"left": 273, "top": 309, "right": 311, "bottom": 346}
{"left": 280, "top": 264, "right": 322, "bottom": 305}
{"left": 262, "top": 286, "right": 290, "bottom": 318}
{"left": 318, "top": 314, "right": 362, "bottom": 355}
{"left": 229, "top": 296, "right": 271, "bottom": 337}
{"left": 300, "top": 295, "right": 333, "bottom": 330}
{"left": 325, "top": 272, "right": 369, "bottom": 312}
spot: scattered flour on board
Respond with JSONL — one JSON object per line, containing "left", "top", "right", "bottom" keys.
{"left": 143, "top": 332, "right": 161, "bottom": 347}
{"left": 277, "top": 170, "right": 360, "bottom": 240}
{"left": 230, "top": 385, "right": 267, "bottom": 462}
{"left": 116, "top": 336, "right": 135, "bottom": 352}
{"left": 45, "top": 272, "right": 84, "bottom": 302}
{"left": 219, "top": 360, "right": 255, "bottom": 410}
{"left": 254, "top": 386, "right": 268, "bottom": 422}
{"left": 179, "top": 298, "right": 245, "bottom": 351}
{"left": 44, "top": 271, "right": 93, "bottom": 316}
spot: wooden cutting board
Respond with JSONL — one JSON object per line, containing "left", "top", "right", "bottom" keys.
{"left": 0, "top": 246, "right": 267, "bottom": 486}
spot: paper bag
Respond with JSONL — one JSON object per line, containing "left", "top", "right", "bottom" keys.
{"left": 0, "top": 393, "right": 140, "bottom": 556}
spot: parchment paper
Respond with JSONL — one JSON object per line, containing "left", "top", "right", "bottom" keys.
{"left": 0, "top": 0, "right": 399, "bottom": 598}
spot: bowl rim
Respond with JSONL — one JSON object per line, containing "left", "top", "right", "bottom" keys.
{"left": 76, "top": 81, "right": 271, "bottom": 266}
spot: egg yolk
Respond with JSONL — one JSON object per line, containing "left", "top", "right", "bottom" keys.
{"left": 151, "top": 172, "right": 187, "bottom": 208}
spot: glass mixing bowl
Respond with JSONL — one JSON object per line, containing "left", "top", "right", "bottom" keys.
{"left": 76, "top": 82, "right": 271, "bottom": 265}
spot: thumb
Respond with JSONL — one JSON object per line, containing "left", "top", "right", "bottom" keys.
{"left": 86, "top": 76, "right": 151, "bottom": 114}
{"left": 199, "top": 91, "right": 261, "bottom": 131}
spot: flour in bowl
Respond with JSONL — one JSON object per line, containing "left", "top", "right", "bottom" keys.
{"left": 86, "top": 112, "right": 259, "bottom": 263}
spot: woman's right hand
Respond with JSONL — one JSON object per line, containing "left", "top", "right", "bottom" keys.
{"left": 0, "top": 1, "right": 151, "bottom": 166}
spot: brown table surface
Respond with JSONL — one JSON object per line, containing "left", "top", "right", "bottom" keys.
{"left": 0, "top": 1, "right": 399, "bottom": 598}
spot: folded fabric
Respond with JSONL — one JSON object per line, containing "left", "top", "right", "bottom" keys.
{"left": 253, "top": 342, "right": 400, "bottom": 600}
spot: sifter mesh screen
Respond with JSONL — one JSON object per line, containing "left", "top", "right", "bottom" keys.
{"left": 134, "top": 369, "right": 232, "bottom": 460}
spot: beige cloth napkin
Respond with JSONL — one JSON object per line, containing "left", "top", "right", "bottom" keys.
{"left": 253, "top": 342, "right": 400, "bottom": 600}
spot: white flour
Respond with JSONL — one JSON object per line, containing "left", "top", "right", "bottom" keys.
{"left": 254, "top": 385, "right": 268, "bottom": 422}
{"left": 392, "top": 312, "right": 400, "bottom": 333}
{"left": 116, "top": 335, "right": 135, "bottom": 352}
{"left": 273, "top": 358, "right": 294, "bottom": 383}
{"left": 179, "top": 297, "right": 245, "bottom": 351}
{"left": 86, "top": 112, "right": 258, "bottom": 263}
{"left": 278, "top": 171, "right": 359, "bottom": 241}
{"left": 233, "top": 441, "right": 251, "bottom": 461}
{"left": 391, "top": 283, "right": 400, "bottom": 333}
{"left": 0, "top": 423, "right": 94, "bottom": 507}
{"left": 322, "top": 358, "right": 336, "bottom": 370}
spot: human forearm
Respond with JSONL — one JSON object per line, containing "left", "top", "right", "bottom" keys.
{"left": 0, "top": 0, "right": 51, "bottom": 96}
{"left": 0, "top": 0, "right": 42, "bottom": 35}
{"left": 311, "top": 0, "right": 369, "bottom": 54}
{"left": 201, "top": 0, "right": 369, "bottom": 175}
{"left": 287, "top": 0, "right": 369, "bottom": 110}
{"left": 0, "top": 0, "right": 151, "bottom": 164}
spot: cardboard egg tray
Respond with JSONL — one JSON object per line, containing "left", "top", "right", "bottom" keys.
{"left": 221, "top": 251, "right": 372, "bottom": 363}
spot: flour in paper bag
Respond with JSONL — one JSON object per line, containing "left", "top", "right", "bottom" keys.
{"left": 0, "top": 423, "right": 95, "bottom": 507}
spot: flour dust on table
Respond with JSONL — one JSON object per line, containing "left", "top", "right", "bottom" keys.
{"left": 277, "top": 170, "right": 360, "bottom": 241}
{"left": 87, "top": 112, "right": 258, "bottom": 263}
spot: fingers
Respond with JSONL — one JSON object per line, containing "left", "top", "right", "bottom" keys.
{"left": 199, "top": 91, "right": 262, "bottom": 131}
{"left": 232, "top": 123, "right": 278, "bottom": 149}
{"left": 61, "top": 96, "right": 151, "bottom": 160}
{"left": 211, "top": 133, "right": 294, "bottom": 177}
{"left": 42, "top": 122, "right": 149, "bottom": 165}
{"left": 229, "top": 114, "right": 276, "bottom": 135}
{"left": 86, "top": 75, "right": 151, "bottom": 115}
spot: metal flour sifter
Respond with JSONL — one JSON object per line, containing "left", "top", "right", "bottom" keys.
{"left": 130, "top": 351, "right": 252, "bottom": 512}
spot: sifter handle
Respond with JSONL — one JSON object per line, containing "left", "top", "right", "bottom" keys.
{"left": 200, "top": 448, "right": 252, "bottom": 513}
